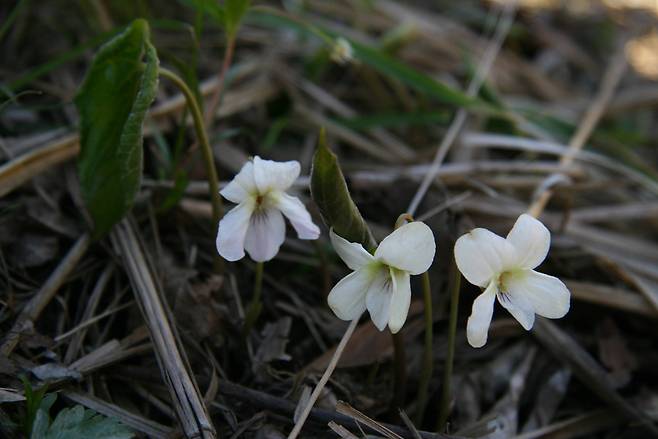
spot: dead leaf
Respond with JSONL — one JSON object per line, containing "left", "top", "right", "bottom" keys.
{"left": 597, "top": 318, "right": 637, "bottom": 388}
{"left": 253, "top": 317, "right": 292, "bottom": 377}
{"left": 31, "top": 363, "right": 82, "bottom": 381}
{"left": 307, "top": 300, "right": 424, "bottom": 371}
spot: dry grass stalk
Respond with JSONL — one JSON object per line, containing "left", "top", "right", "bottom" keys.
{"left": 110, "top": 219, "right": 216, "bottom": 439}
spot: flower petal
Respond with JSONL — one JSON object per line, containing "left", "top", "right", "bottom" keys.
{"left": 454, "top": 228, "right": 518, "bottom": 288}
{"left": 220, "top": 160, "right": 256, "bottom": 203}
{"left": 243, "top": 208, "right": 286, "bottom": 262}
{"left": 274, "top": 192, "right": 320, "bottom": 239}
{"left": 466, "top": 281, "right": 497, "bottom": 348}
{"left": 216, "top": 201, "right": 254, "bottom": 261}
{"left": 388, "top": 269, "right": 411, "bottom": 334}
{"left": 329, "top": 229, "right": 374, "bottom": 270}
{"left": 374, "top": 222, "right": 436, "bottom": 275}
{"left": 506, "top": 214, "right": 550, "bottom": 269}
{"left": 327, "top": 267, "right": 373, "bottom": 321}
{"left": 497, "top": 287, "right": 535, "bottom": 330}
{"left": 365, "top": 268, "right": 392, "bottom": 331}
{"left": 253, "top": 156, "right": 300, "bottom": 193}
{"left": 505, "top": 270, "right": 570, "bottom": 319}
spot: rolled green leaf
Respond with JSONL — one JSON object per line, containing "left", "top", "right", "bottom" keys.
{"left": 311, "top": 129, "right": 376, "bottom": 250}
{"left": 76, "top": 19, "right": 159, "bottom": 238}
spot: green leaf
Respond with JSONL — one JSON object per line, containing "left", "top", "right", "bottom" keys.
{"left": 349, "top": 40, "right": 475, "bottom": 108}
{"left": 30, "top": 402, "right": 133, "bottom": 439}
{"left": 21, "top": 376, "right": 49, "bottom": 437}
{"left": 30, "top": 394, "right": 56, "bottom": 439}
{"left": 311, "top": 129, "right": 376, "bottom": 250}
{"left": 76, "top": 19, "right": 159, "bottom": 238}
{"left": 224, "top": 0, "right": 251, "bottom": 37}
{"left": 334, "top": 111, "right": 450, "bottom": 130}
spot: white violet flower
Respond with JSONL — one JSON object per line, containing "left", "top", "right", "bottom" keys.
{"left": 454, "top": 214, "right": 571, "bottom": 348}
{"left": 328, "top": 222, "right": 436, "bottom": 333}
{"left": 216, "top": 156, "right": 320, "bottom": 262}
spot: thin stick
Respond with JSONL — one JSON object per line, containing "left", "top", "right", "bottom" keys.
{"left": 204, "top": 35, "right": 236, "bottom": 127}
{"left": 414, "top": 272, "right": 433, "bottom": 426}
{"left": 288, "top": 318, "right": 360, "bottom": 439}
{"left": 159, "top": 67, "right": 223, "bottom": 230}
{"left": 437, "top": 261, "right": 461, "bottom": 431}
{"left": 527, "top": 45, "right": 627, "bottom": 219}
{"left": 406, "top": 2, "right": 516, "bottom": 217}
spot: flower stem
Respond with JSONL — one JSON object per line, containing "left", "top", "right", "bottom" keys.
{"left": 437, "top": 258, "right": 461, "bottom": 432}
{"left": 287, "top": 318, "right": 359, "bottom": 439}
{"left": 391, "top": 331, "right": 407, "bottom": 410}
{"left": 243, "top": 261, "right": 264, "bottom": 336}
{"left": 415, "top": 271, "right": 433, "bottom": 426}
{"left": 159, "top": 68, "right": 222, "bottom": 225}
{"left": 159, "top": 67, "right": 223, "bottom": 272}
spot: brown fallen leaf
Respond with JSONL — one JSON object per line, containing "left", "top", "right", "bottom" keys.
{"left": 306, "top": 300, "right": 424, "bottom": 371}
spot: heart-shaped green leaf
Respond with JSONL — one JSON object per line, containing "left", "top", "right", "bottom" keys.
{"left": 76, "top": 19, "right": 159, "bottom": 238}
{"left": 311, "top": 129, "right": 376, "bottom": 250}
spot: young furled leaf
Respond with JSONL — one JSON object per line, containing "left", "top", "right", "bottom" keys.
{"left": 76, "top": 19, "right": 159, "bottom": 238}
{"left": 310, "top": 129, "right": 376, "bottom": 250}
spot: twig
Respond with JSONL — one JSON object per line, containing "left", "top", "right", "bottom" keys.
{"left": 110, "top": 218, "right": 216, "bottom": 438}
{"left": 336, "top": 401, "right": 403, "bottom": 439}
{"left": 204, "top": 35, "right": 236, "bottom": 127}
{"left": 406, "top": 2, "right": 516, "bottom": 216}
{"left": 287, "top": 318, "right": 359, "bottom": 439}
{"left": 216, "top": 381, "right": 455, "bottom": 439}
{"left": 1, "top": 233, "right": 91, "bottom": 356}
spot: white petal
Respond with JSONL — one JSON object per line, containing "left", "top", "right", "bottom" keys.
{"left": 454, "top": 228, "right": 518, "bottom": 288}
{"left": 273, "top": 192, "right": 320, "bottom": 239}
{"left": 253, "top": 156, "right": 300, "bottom": 193}
{"left": 374, "top": 222, "right": 436, "bottom": 275}
{"left": 329, "top": 229, "right": 374, "bottom": 270}
{"left": 220, "top": 160, "right": 257, "bottom": 203}
{"left": 365, "top": 268, "right": 392, "bottom": 331}
{"left": 327, "top": 267, "right": 373, "bottom": 321}
{"left": 243, "top": 208, "right": 286, "bottom": 262}
{"left": 466, "top": 281, "right": 497, "bottom": 348}
{"left": 497, "top": 287, "right": 535, "bottom": 330}
{"left": 504, "top": 270, "right": 570, "bottom": 319}
{"left": 216, "top": 201, "right": 254, "bottom": 261}
{"left": 506, "top": 214, "right": 551, "bottom": 269}
{"left": 388, "top": 269, "right": 411, "bottom": 334}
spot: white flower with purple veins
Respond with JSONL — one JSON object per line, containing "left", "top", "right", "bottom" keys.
{"left": 454, "top": 214, "right": 571, "bottom": 348}
{"left": 216, "top": 156, "right": 320, "bottom": 262}
{"left": 328, "top": 222, "right": 436, "bottom": 333}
